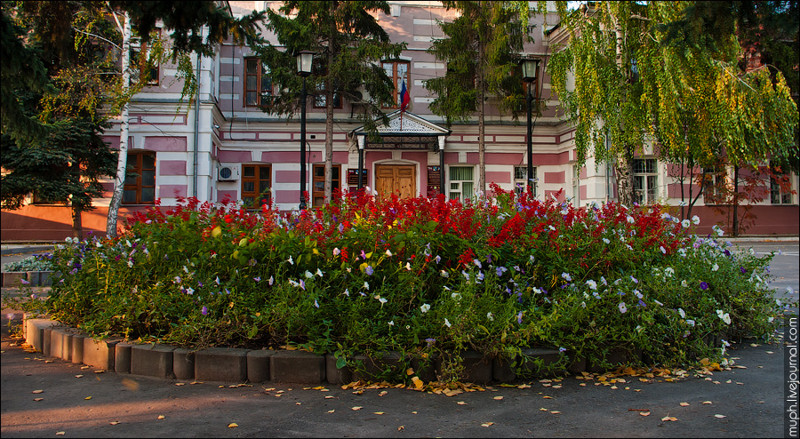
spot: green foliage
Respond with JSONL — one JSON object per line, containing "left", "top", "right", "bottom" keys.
{"left": 549, "top": 1, "right": 798, "bottom": 206}
{"left": 425, "top": 1, "right": 530, "bottom": 124}
{"left": 12, "top": 191, "right": 787, "bottom": 381}
{"left": 255, "top": 1, "right": 405, "bottom": 126}
{"left": 3, "top": 255, "right": 54, "bottom": 273}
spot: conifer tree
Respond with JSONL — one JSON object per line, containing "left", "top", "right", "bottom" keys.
{"left": 257, "top": 1, "right": 405, "bottom": 204}
{"left": 424, "top": 1, "right": 531, "bottom": 195}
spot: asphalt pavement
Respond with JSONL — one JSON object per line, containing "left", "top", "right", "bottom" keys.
{"left": 1, "top": 239, "right": 797, "bottom": 437}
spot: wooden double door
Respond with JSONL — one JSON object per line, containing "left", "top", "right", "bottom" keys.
{"left": 375, "top": 165, "right": 416, "bottom": 199}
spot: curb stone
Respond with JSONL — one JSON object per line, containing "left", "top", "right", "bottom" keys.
{"left": 195, "top": 348, "right": 248, "bottom": 382}
{"left": 18, "top": 316, "right": 587, "bottom": 385}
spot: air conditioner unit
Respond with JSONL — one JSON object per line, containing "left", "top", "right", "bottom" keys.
{"left": 217, "top": 164, "right": 240, "bottom": 182}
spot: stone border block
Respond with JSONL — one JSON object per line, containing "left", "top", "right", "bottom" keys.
{"left": 352, "top": 352, "right": 405, "bottom": 382}
{"left": 70, "top": 333, "right": 86, "bottom": 364}
{"left": 83, "top": 338, "right": 118, "bottom": 370}
{"left": 460, "top": 351, "right": 493, "bottom": 384}
{"left": 325, "top": 354, "right": 352, "bottom": 385}
{"left": 247, "top": 350, "right": 275, "bottom": 383}
{"left": 115, "top": 343, "right": 134, "bottom": 374}
{"left": 2, "top": 272, "right": 26, "bottom": 287}
{"left": 195, "top": 348, "right": 248, "bottom": 382}
{"left": 270, "top": 350, "right": 325, "bottom": 384}
{"left": 411, "top": 355, "right": 440, "bottom": 383}
{"left": 130, "top": 344, "right": 174, "bottom": 379}
{"left": 25, "top": 318, "right": 58, "bottom": 353}
{"left": 49, "top": 328, "right": 72, "bottom": 362}
{"left": 173, "top": 348, "right": 195, "bottom": 380}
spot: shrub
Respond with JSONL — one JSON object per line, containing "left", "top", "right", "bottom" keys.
{"left": 11, "top": 186, "right": 787, "bottom": 379}
{"left": 3, "top": 254, "right": 54, "bottom": 272}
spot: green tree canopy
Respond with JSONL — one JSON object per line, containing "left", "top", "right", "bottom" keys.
{"left": 548, "top": 1, "right": 798, "bottom": 206}
{"left": 424, "top": 1, "right": 531, "bottom": 193}
{"left": 256, "top": 1, "right": 406, "bottom": 203}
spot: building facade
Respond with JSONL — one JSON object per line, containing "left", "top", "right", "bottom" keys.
{"left": 1, "top": 1, "right": 797, "bottom": 241}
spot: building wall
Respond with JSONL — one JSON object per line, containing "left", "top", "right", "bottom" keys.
{"left": 2, "top": 1, "right": 797, "bottom": 242}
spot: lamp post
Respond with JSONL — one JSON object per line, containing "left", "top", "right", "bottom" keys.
{"left": 297, "top": 50, "right": 314, "bottom": 210}
{"left": 521, "top": 58, "right": 539, "bottom": 194}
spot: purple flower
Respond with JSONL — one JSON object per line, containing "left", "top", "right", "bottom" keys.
{"left": 365, "top": 265, "right": 374, "bottom": 276}
{"left": 360, "top": 250, "right": 367, "bottom": 260}
{"left": 201, "top": 306, "right": 208, "bottom": 316}
{"left": 740, "top": 266, "right": 747, "bottom": 274}
{"left": 638, "top": 299, "right": 647, "bottom": 308}
{"left": 559, "top": 347, "right": 567, "bottom": 353}
{"left": 723, "top": 249, "right": 731, "bottom": 256}
{"left": 700, "top": 281, "right": 709, "bottom": 290}
{"left": 424, "top": 338, "right": 436, "bottom": 347}
{"left": 517, "top": 311, "right": 523, "bottom": 324}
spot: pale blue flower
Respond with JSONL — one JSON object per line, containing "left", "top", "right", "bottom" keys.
{"left": 618, "top": 302, "right": 627, "bottom": 313}
{"left": 562, "top": 272, "right": 572, "bottom": 282}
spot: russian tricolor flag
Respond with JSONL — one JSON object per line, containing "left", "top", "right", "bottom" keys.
{"left": 400, "top": 80, "right": 410, "bottom": 112}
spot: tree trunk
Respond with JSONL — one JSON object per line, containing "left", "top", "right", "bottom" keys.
{"left": 323, "top": 3, "right": 336, "bottom": 204}
{"left": 477, "top": 11, "right": 486, "bottom": 195}
{"left": 106, "top": 11, "right": 131, "bottom": 238}
{"left": 71, "top": 205, "right": 83, "bottom": 239}
{"left": 732, "top": 165, "right": 740, "bottom": 236}
{"left": 614, "top": 153, "right": 634, "bottom": 206}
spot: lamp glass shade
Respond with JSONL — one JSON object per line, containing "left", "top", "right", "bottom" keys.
{"left": 296, "top": 51, "right": 314, "bottom": 76}
{"left": 521, "top": 59, "right": 539, "bottom": 81}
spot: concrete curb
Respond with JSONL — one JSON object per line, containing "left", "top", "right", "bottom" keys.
{"left": 20, "top": 316, "right": 585, "bottom": 385}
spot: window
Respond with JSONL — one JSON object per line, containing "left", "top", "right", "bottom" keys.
{"left": 771, "top": 166, "right": 793, "bottom": 205}
{"left": 449, "top": 166, "right": 474, "bottom": 201}
{"left": 312, "top": 164, "right": 341, "bottom": 207}
{"left": 130, "top": 33, "right": 160, "bottom": 86}
{"left": 123, "top": 151, "right": 156, "bottom": 204}
{"left": 244, "top": 57, "right": 272, "bottom": 107}
{"left": 32, "top": 192, "right": 67, "bottom": 205}
{"left": 702, "top": 166, "right": 727, "bottom": 205}
{"left": 514, "top": 166, "right": 537, "bottom": 197}
{"left": 382, "top": 61, "right": 409, "bottom": 109}
{"left": 313, "top": 83, "right": 342, "bottom": 109}
{"left": 633, "top": 158, "right": 657, "bottom": 205}
{"left": 241, "top": 164, "right": 272, "bottom": 208}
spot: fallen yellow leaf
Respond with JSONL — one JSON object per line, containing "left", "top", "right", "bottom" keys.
{"left": 32, "top": 390, "right": 43, "bottom": 394}
{"left": 406, "top": 368, "right": 415, "bottom": 376}
{"left": 540, "top": 408, "right": 548, "bottom": 411}
{"left": 175, "top": 382, "right": 186, "bottom": 386}
{"left": 397, "top": 426, "right": 404, "bottom": 431}
{"left": 661, "top": 416, "right": 678, "bottom": 422}
{"left": 518, "top": 384, "right": 531, "bottom": 389}
{"left": 493, "top": 396, "right": 504, "bottom": 400}
{"left": 352, "top": 406, "right": 362, "bottom": 411}
{"left": 33, "top": 398, "right": 43, "bottom": 402}
{"left": 550, "top": 411, "right": 561, "bottom": 414}
{"left": 680, "top": 402, "right": 690, "bottom": 407}
{"left": 74, "top": 375, "right": 83, "bottom": 378}
{"left": 228, "top": 423, "right": 238, "bottom": 428}
{"left": 543, "top": 395, "right": 553, "bottom": 399}
{"left": 714, "top": 414, "right": 726, "bottom": 419}
{"left": 379, "top": 390, "right": 388, "bottom": 397}
{"left": 702, "top": 401, "right": 713, "bottom": 405}
{"left": 327, "top": 410, "right": 335, "bottom": 413}
{"left": 121, "top": 378, "right": 139, "bottom": 391}
{"left": 374, "top": 412, "right": 385, "bottom": 415}
{"left": 84, "top": 396, "right": 92, "bottom": 400}
{"left": 56, "top": 432, "right": 65, "bottom": 436}
{"left": 157, "top": 415, "right": 165, "bottom": 420}
{"left": 109, "top": 421, "right": 120, "bottom": 425}
{"left": 325, "top": 395, "right": 334, "bottom": 399}
{"left": 411, "top": 376, "right": 424, "bottom": 390}
{"left": 457, "top": 401, "right": 467, "bottom": 405}
{"left": 640, "top": 412, "right": 651, "bottom": 417}
{"left": 481, "top": 422, "right": 494, "bottom": 427}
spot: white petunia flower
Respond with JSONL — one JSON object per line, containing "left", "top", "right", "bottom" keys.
{"left": 487, "top": 312, "right": 494, "bottom": 321}
{"left": 692, "top": 215, "right": 700, "bottom": 225}
{"left": 444, "top": 318, "right": 452, "bottom": 328}
{"left": 420, "top": 303, "right": 431, "bottom": 313}
{"left": 385, "top": 249, "right": 392, "bottom": 257}
{"left": 682, "top": 219, "right": 691, "bottom": 228}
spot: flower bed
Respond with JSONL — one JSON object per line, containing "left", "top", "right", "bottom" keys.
{"left": 11, "top": 186, "right": 785, "bottom": 381}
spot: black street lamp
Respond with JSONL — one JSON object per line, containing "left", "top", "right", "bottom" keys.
{"left": 297, "top": 50, "right": 314, "bottom": 210}
{"left": 521, "top": 58, "right": 540, "bottom": 194}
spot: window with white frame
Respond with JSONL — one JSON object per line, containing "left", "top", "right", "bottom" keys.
{"left": 449, "top": 166, "right": 474, "bottom": 201}
{"left": 633, "top": 158, "right": 657, "bottom": 205}
{"left": 514, "top": 166, "right": 537, "bottom": 197}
